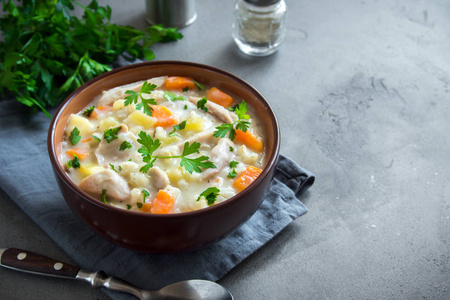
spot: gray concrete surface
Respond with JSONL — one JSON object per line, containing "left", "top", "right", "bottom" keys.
{"left": 1, "top": 0, "right": 449, "bottom": 299}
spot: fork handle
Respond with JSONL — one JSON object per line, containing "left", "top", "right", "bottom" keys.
{"left": 0, "top": 248, "right": 79, "bottom": 279}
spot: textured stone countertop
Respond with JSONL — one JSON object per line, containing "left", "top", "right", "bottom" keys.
{"left": 1, "top": 0, "right": 449, "bottom": 299}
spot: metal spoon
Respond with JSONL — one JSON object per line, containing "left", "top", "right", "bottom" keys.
{"left": 0, "top": 248, "right": 233, "bottom": 300}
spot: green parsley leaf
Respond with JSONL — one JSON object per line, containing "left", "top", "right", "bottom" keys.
{"left": 101, "top": 189, "right": 108, "bottom": 204}
{"left": 82, "top": 106, "right": 95, "bottom": 117}
{"left": 164, "top": 91, "right": 186, "bottom": 102}
{"left": 137, "top": 131, "right": 216, "bottom": 174}
{"left": 67, "top": 155, "right": 80, "bottom": 169}
{"left": 230, "top": 160, "right": 239, "bottom": 168}
{"left": 229, "top": 146, "right": 234, "bottom": 152}
{"left": 184, "top": 105, "right": 188, "bottom": 110}
{"left": 183, "top": 86, "right": 190, "bottom": 92}
{"left": 127, "top": 204, "right": 132, "bottom": 210}
{"left": 119, "top": 141, "right": 132, "bottom": 150}
{"left": 0, "top": 1, "right": 182, "bottom": 117}
{"left": 125, "top": 81, "right": 157, "bottom": 116}
{"left": 142, "top": 189, "right": 150, "bottom": 202}
{"left": 103, "top": 126, "right": 122, "bottom": 143}
{"left": 92, "top": 135, "right": 101, "bottom": 142}
{"left": 69, "top": 127, "right": 81, "bottom": 145}
{"left": 136, "top": 202, "right": 143, "bottom": 209}
{"left": 109, "top": 164, "right": 119, "bottom": 172}
{"left": 228, "top": 160, "right": 238, "bottom": 178}
{"left": 137, "top": 131, "right": 161, "bottom": 172}
{"left": 197, "top": 97, "right": 208, "bottom": 112}
{"left": 179, "top": 142, "right": 217, "bottom": 174}
{"left": 169, "top": 120, "right": 187, "bottom": 136}
{"left": 213, "top": 101, "right": 251, "bottom": 141}
{"left": 194, "top": 80, "right": 204, "bottom": 91}
{"left": 197, "top": 187, "right": 220, "bottom": 206}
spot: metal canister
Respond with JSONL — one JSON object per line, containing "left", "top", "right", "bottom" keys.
{"left": 145, "top": 0, "right": 197, "bottom": 28}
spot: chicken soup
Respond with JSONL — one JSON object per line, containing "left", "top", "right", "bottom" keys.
{"left": 61, "top": 76, "right": 265, "bottom": 213}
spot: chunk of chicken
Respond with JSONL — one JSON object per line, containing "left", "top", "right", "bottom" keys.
{"left": 189, "top": 97, "right": 237, "bottom": 123}
{"left": 79, "top": 169, "right": 130, "bottom": 201}
{"left": 201, "top": 138, "right": 235, "bottom": 180}
{"left": 173, "top": 127, "right": 216, "bottom": 152}
{"left": 148, "top": 167, "right": 170, "bottom": 190}
{"left": 95, "top": 124, "right": 138, "bottom": 166}
{"left": 97, "top": 76, "right": 167, "bottom": 107}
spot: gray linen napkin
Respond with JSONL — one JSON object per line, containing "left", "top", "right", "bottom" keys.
{"left": 0, "top": 97, "right": 314, "bottom": 299}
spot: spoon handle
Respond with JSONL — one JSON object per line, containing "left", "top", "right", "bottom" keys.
{"left": 0, "top": 248, "right": 79, "bottom": 279}
{"left": 0, "top": 248, "right": 146, "bottom": 299}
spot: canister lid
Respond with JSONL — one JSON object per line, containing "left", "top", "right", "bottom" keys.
{"left": 244, "top": 0, "right": 281, "bottom": 6}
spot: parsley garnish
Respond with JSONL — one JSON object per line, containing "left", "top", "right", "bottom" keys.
{"left": 197, "top": 97, "right": 208, "bottom": 112}
{"left": 101, "top": 189, "right": 108, "bottom": 204}
{"left": 136, "top": 202, "right": 143, "bottom": 209}
{"left": 124, "top": 81, "right": 157, "bottom": 116}
{"left": 184, "top": 105, "right": 188, "bottom": 110}
{"left": 0, "top": 1, "right": 182, "bottom": 117}
{"left": 109, "top": 164, "right": 119, "bottom": 172}
{"left": 137, "top": 131, "right": 161, "bottom": 173}
{"left": 228, "top": 160, "right": 238, "bottom": 178}
{"left": 194, "top": 80, "right": 204, "bottom": 91}
{"left": 229, "top": 146, "right": 234, "bottom": 152}
{"left": 92, "top": 135, "right": 101, "bottom": 142}
{"left": 213, "top": 101, "right": 251, "bottom": 141}
{"left": 137, "top": 131, "right": 216, "bottom": 174}
{"left": 183, "top": 86, "right": 190, "bottom": 92}
{"left": 69, "top": 127, "right": 81, "bottom": 145}
{"left": 119, "top": 141, "right": 132, "bottom": 150}
{"left": 142, "top": 189, "right": 150, "bottom": 203}
{"left": 82, "top": 106, "right": 95, "bottom": 117}
{"left": 164, "top": 91, "right": 186, "bottom": 102}
{"left": 127, "top": 204, "right": 132, "bottom": 210}
{"left": 197, "top": 187, "right": 220, "bottom": 206}
{"left": 103, "top": 126, "right": 122, "bottom": 143}
{"left": 168, "top": 120, "right": 187, "bottom": 136}
{"left": 67, "top": 155, "right": 81, "bottom": 169}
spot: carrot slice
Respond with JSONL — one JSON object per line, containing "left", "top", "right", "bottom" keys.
{"left": 66, "top": 148, "right": 90, "bottom": 160}
{"left": 140, "top": 202, "right": 152, "bottom": 213}
{"left": 206, "top": 87, "right": 234, "bottom": 108}
{"left": 233, "top": 166, "right": 262, "bottom": 192}
{"left": 151, "top": 105, "right": 178, "bottom": 127}
{"left": 151, "top": 190, "right": 175, "bottom": 214}
{"left": 234, "top": 129, "right": 264, "bottom": 152}
{"left": 165, "top": 76, "right": 196, "bottom": 90}
{"left": 82, "top": 137, "right": 92, "bottom": 143}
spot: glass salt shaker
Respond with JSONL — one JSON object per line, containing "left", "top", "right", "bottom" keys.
{"left": 232, "top": 0, "right": 287, "bottom": 56}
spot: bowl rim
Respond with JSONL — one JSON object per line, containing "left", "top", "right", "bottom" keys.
{"left": 48, "top": 60, "right": 280, "bottom": 218}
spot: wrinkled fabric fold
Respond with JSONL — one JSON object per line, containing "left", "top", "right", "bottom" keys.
{"left": 0, "top": 96, "right": 314, "bottom": 300}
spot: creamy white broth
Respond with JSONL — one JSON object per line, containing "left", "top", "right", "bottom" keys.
{"left": 61, "top": 76, "right": 265, "bottom": 213}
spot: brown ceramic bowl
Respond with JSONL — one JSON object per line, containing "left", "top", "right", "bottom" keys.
{"left": 48, "top": 61, "right": 280, "bottom": 253}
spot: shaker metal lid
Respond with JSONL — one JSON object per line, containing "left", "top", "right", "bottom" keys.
{"left": 244, "top": 0, "right": 281, "bottom": 6}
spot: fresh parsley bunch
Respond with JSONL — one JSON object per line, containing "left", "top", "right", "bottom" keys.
{"left": 0, "top": 0, "right": 182, "bottom": 117}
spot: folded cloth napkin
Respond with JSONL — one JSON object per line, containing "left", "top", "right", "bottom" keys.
{"left": 0, "top": 97, "right": 314, "bottom": 299}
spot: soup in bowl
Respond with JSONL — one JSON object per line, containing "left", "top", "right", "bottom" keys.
{"left": 48, "top": 61, "right": 280, "bottom": 253}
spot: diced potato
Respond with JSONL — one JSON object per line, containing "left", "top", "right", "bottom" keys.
{"left": 166, "top": 167, "right": 184, "bottom": 183}
{"left": 185, "top": 116, "right": 204, "bottom": 132}
{"left": 238, "top": 145, "right": 259, "bottom": 165}
{"left": 129, "top": 172, "right": 149, "bottom": 187}
{"left": 65, "top": 114, "right": 95, "bottom": 136}
{"left": 99, "top": 117, "right": 120, "bottom": 131}
{"left": 161, "top": 135, "right": 181, "bottom": 146}
{"left": 113, "top": 99, "right": 126, "bottom": 110}
{"left": 154, "top": 126, "right": 166, "bottom": 140}
{"left": 79, "top": 163, "right": 104, "bottom": 179}
{"left": 125, "top": 110, "right": 156, "bottom": 129}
